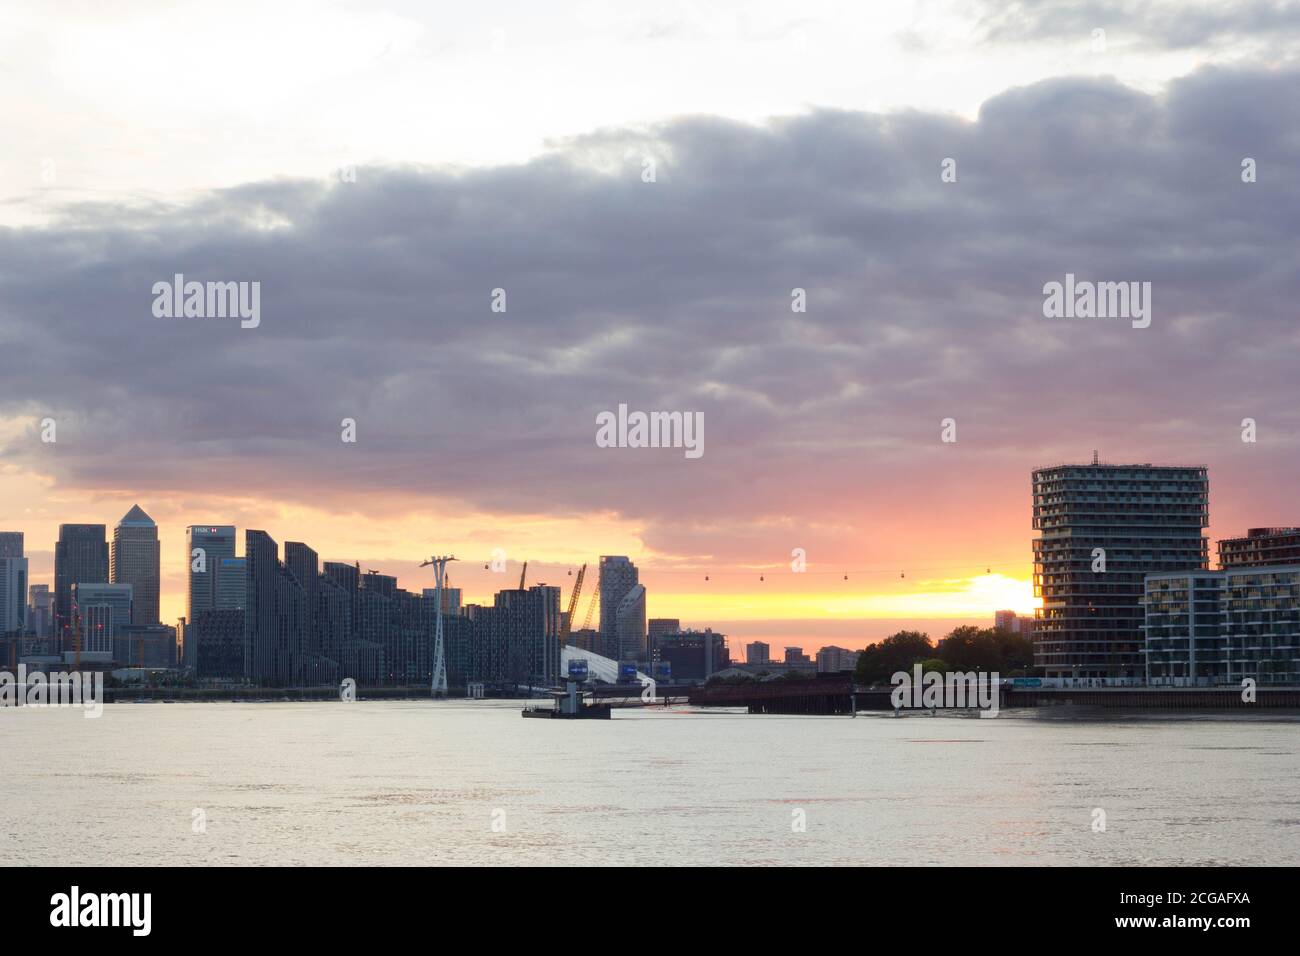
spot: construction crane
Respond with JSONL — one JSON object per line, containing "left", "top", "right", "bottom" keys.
{"left": 559, "top": 564, "right": 586, "bottom": 646}
{"left": 518, "top": 561, "right": 528, "bottom": 590}
{"left": 580, "top": 567, "right": 599, "bottom": 631}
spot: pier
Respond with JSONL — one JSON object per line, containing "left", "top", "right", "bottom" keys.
{"left": 688, "top": 679, "right": 1300, "bottom": 714}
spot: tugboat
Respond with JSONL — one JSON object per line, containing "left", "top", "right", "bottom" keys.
{"left": 522, "top": 675, "right": 612, "bottom": 719}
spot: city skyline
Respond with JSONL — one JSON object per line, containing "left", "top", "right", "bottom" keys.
{"left": 2, "top": 4, "right": 1298, "bottom": 653}
{"left": 4, "top": 453, "right": 1297, "bottom": 654}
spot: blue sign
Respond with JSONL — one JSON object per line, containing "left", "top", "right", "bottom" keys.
{"left": 568, "top": 659, "right": 589, "bottom": 680}
{"left": 618, "top": 662, "right": 638, "bottom": 682}
{"left": 654, "top": 662, "right": 672, "bottom": 681}
{"left": 1012, "top": 677, "right": 1042, "bottom": 688}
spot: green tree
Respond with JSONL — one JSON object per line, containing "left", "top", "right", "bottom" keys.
{"left": 936, "top": 625, "right": 1035, "bottom": 674}
{"left": 854, "top": 630, "right": 934, "bottom": 685}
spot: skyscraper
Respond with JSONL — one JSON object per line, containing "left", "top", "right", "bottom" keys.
{"left": 111, "top": 504, "right": 160, "bottom": 626}
{"left": 54, "top": 524, "right": 109, "bottom": 646}
{"left": 244, "top": 530, "right": 306, "bottom": 687}
{"left": 28, "top": 583, "right": 53, "bottom": 639}
{"left": 187, "top": 525, "right": 236, "bottom": 622}
{"left": 0, "top": 532, "right": 23, "bottom": 559}
{"left": 599, "top": 556, "right": 643, "bottom": 659}
{"left": 216, "top": 557, "right": 247, "bottom": 609}
{"left": 0, "top": 532, "right": 27, "bottom": 636}
{"left": 1032, "top": 460, "right": 1209, "bottom": 682}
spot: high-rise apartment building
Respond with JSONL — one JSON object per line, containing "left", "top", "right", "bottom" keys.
{"left": 244, "top": 530, "right": 306, "bottom": 687}
{"left": 1033, "top": 460, "right": 1209, "bottom": 681}
{"left": 423, "top": 587, "right": 462, "bottom": 615}
{"left": 0, "top": 532, "right": 27, "bottom": 635}
{"left": 599, "top": 556, "right": 642, "bottom": 659}
{"left": 614, "top": 584, "right": 647, "bottom": 661}
{"left": 187, "top": 525, "right": 236, "bottom": 623}
{"left": 54, "top": 524, "right": 109, "bottom": 646}
{"left": 111, "top": 505, "right": 160, "bottom": 626}
{"left": 1218, "top": 528, "right": 1300, "bottom": 569}
{"left": 462, "top": 585, "right": 561, "bottom": 688}
{"left": 745, "top": 640, "right": 771, "bottom": 665}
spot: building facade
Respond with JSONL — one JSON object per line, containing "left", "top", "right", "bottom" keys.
{"left": 816, "top": 645, "right": 860, "bottom": 672}
{"left": 1032, "top": 461, "right": 1209, "bottom": 682}
{"left": 745, "top": 640, "right": 771, "bottom": 665}
{"left": 217, "top": 557, "right": 247, "bottom": 609}
{"left": 994, "top": 610, "right": 1034, "bottom": 636}
{"left": 0, "top": 533, "right": 22, "bottom": 559}
{"left": 1145, "top": 565, "right": 1300, "bottom": 686}
{"left": 599, "top": 556, "right": 642, "bottom": 659}
{"left": 614, "top": 584, "right": 647, "bottom": 662}
{"left": 111, "top": 505, "right": 160, "bottom": 626}
{"left": 653, "top": 628, "right": 728, "bottom": 681}
{"left": 0, "top": 532, "right": 27, "bottom": 636}
{"left": 70, "top": 581, "right": 133, "bottom": 663}
{"left": 647, "top": 616, "right": 681, "bottom": 655}
{"left": 27, "top": 583, "right": 53, "bottom": 640}
{"left": 54, "top": 524, "right": 109, "bottom": 647}
{"left": 1218, "top": 527, "right": 1300, "bottom": 569}
{"left": 187, "top": 525, "right": 236, "bottom": 624}
{"left": 194, "top": 608, "right": 246, "bottom": 680}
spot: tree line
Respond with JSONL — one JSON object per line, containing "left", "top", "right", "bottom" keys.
{"left": 853, "top": 626, "right": 1035, "bottom": 685}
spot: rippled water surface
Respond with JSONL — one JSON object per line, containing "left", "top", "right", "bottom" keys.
{"left": 2, "top": 701, "right": 1298, "bottom": 865}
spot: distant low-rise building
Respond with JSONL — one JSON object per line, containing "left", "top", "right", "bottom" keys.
{"left": 745, "top": 641, "right": 770, "bottom": 665}
{"left": 653, "top": 628, "right": 728, "bottom": 682}
{"left": 648, "top": 618, "right": 680, "bottom": 657}
{"left": 816, "top": 645, "right": 860, "bottom": 673}
{"left": 994, "top": 610, "right": 1034, "bottom": 636}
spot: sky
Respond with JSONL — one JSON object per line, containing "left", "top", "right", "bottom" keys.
{"left": 2, "top": 0, "right": 1300, "bottom": 651}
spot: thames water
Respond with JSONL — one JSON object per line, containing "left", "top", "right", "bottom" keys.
{"left": 2, "top": 701, "right": 1298, "bottom": 866}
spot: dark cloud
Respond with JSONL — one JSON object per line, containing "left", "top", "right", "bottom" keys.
{"left": 972, "top": 0, "right": 1300, "bottom": 51}
{"left": 1, "top": 65, "right": 1298, "bottom": 561}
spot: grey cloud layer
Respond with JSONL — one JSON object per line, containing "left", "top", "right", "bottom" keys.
{"left": 973, "top": 0, "right": 1300, "bottom": 50}
{"left": 1, "top": 66, "right": 1297, "bottom": 558}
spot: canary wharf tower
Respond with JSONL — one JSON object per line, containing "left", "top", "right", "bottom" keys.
{"left": 1032, "top": 459, "right": 1209, "bottom": 682}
